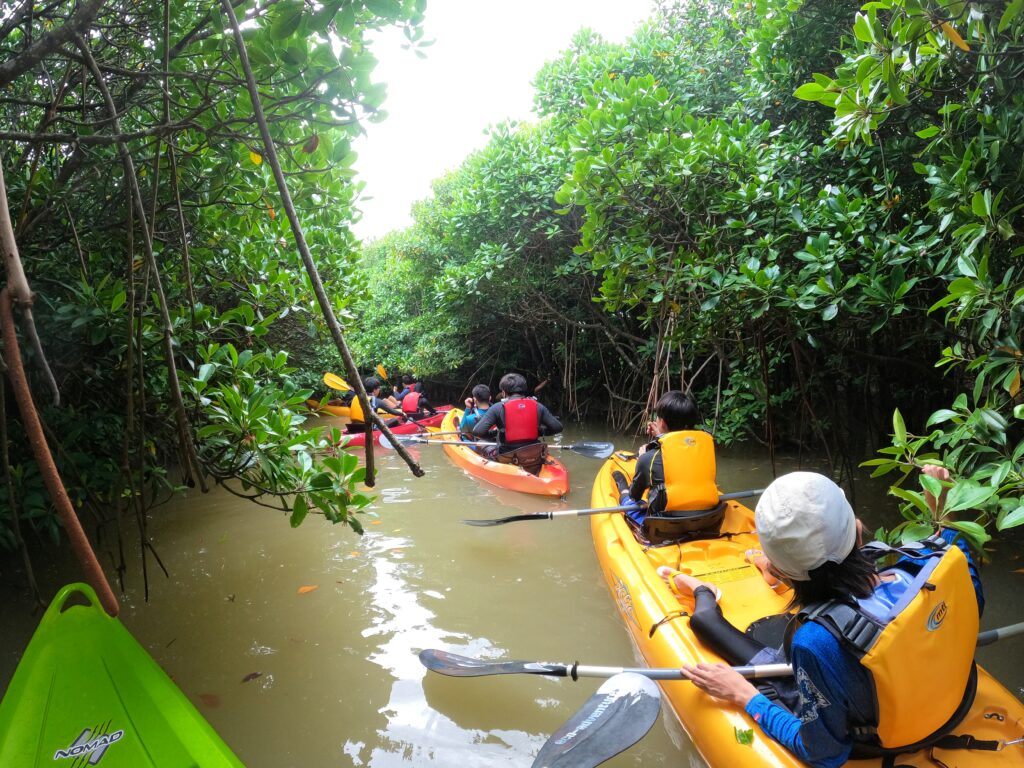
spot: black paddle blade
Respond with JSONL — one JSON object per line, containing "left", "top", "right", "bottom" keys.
{"left": 418, "top": 649, "right": 568, "bottom": 677}
{"left": 461, "top": 513, "right": 551, "bottom": 526}
{"left": 531, "top": 673, "right": 661, "bottom": 768}
{"left": 565, "top": 441, "right": 615, "bottom": 460}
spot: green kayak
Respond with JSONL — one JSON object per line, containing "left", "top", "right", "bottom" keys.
{"left": 0, "top": 583, "right": 243, "bottom": 766}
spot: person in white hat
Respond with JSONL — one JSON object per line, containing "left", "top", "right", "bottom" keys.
{"left": 663, "top": 466, "right": 983, "bottom": 767}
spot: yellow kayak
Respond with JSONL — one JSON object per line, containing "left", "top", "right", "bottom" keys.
{"left": 590, "top": 451, "right": 1024, "bottom": 767}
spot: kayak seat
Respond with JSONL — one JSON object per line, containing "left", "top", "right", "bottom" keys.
{"left": 641, "top": 503, "right": 726, "bottom": 545}
{"left": 495, "top": 443, "right": 547, "bottom": 475}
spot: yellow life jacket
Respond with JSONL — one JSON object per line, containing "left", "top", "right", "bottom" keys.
{"left": 800, "top": 538, "right": 979, "bottom": 752}
{"left": 652, "top": 430, "right": 719, "bottom": 512}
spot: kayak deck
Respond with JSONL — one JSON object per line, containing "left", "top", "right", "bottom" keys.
{"left": 0, "top": 583, "right": 242, "bottom": 767}
{"left": 439, "top": 409, "right": 569, "bottom": 496}
{"left": 589, "top": 452, "right": 1024, "bottom": 767}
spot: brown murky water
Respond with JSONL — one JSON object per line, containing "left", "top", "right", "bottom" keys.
{"left": 2, "top": 421, "right": 1023, "bottom": 767}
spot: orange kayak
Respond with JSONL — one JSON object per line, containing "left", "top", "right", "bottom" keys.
{"left": 439, "top": 409, "right": 569, "bottom": 497}
{"left": 590, "top": 452, "right": 1024, "bottom": 767}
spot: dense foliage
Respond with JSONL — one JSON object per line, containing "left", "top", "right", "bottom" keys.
{"left": 0, "top": 1, "right": 427, "bottom": 583}
{"left": 351, "top": 0, "right": 1023, "bottom": 548}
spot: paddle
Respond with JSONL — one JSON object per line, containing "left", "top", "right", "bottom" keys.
{"left": 379, "top": 435, "right": 616, "bottom": 460}
{"left": 419, "top": 649, "right": 792, "bottom": 681}
{"left": 376, "top": 364, "right": 389, "bottom": 381}
{"left": 530, "top": 673, "right": 661, "bottom": 768}
{"left": 462, "top": 489, "right": 765, "bottom": 527}
{"left": 323, "top": 372, "right": 351, "bottom": 391}
{"left": 421, "top": 617, "right": 1024, "bottom": 682}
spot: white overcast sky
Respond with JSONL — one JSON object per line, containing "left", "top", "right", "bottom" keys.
{"left": 351, "top": 1, "right": 656, "bottom": 240}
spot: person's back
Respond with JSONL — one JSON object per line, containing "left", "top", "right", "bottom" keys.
{"left": 471, "top": 373, "right": 562, "bottom": 473}
{"left": 615, "top": 391, "right": 718, "bottom": 540}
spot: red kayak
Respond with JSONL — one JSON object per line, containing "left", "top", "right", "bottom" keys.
{"left": 341, "top": 405, "right": 451, "bottom": 447}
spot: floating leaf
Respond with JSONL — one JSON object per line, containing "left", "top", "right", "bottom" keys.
{"left": 249, "top": 151, "right": 263, "bottom": 166}
{"left": 297, "top": 585, "right": 319, "bottom": 594}
{"left": 199, "top": 693, "right": 221, "bottom": 708}
{"left": 735, "top": 727, "right": 754, "bottom": 745}
{"left": 350, "top": 550, "right": 361, "bottom": 556}
{"left": 940, "top": 22, "right": 970, "bottom": 52}
{"left": 241, "top": 672, "right": 263, "bottom": 684}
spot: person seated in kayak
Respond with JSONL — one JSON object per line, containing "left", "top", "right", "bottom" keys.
{"left": 394, "top": 374, "right": 423, "bottom": 400}
{"left": 459, "top": 384, "right": 492, "bottom": 440}
{"left": 663, "top": 466, "right": 983, "bottom": 768}
{"left": 400, "top": 384, "right": 438, "bottom": 421}
{"left": 611, "top": 391, "right": 720, "bottom": 540}
{"left": 471, "top": 372, "right": 562, "bottom": 473}
{"left": 346, "top": 376, "right": 405, "bottom": 433}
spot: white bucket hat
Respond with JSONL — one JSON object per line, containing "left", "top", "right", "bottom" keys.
{"left": 754, "top": 472, "right": 857, "bottom": 582}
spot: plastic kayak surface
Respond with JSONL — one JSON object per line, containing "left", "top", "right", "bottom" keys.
{"left": 340, "top": 405, "right": 452, "bottom": 447}
{"left": 0, "top": 583, "right": 242, "bottom": 767}
{"left": 305, "top": 399, "right": 424, "bottom": 420}
{"left": 589, "top": 453, "right": 1024, "bottom": 767}
{"left": 438, "top": 409, "right": 569, "bottom": 496}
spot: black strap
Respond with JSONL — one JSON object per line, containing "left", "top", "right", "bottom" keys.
{"left": 931, "top": 733, "right": 1002, "bottom": 752}
{"left": 648, "top": 609, "right": 689, "bottom": 638}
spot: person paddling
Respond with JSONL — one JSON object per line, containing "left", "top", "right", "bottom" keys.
{"left": 347, "top": 376, "right": 405, "bottom": 432}
{"left": 612, "top": 391, "right": 720, "bottom": 543}
{"left": 471, "top": 372, "right": 562, "bottom": 474}
{"left": 664, "top": 467, "right": 983, "bottom": 768}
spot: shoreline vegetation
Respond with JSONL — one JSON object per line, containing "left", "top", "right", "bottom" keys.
{"left": 1, "top": 0, "right": 1021, "bottom": 599}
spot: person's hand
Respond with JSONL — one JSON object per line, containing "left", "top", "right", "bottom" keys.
{"left": 922, "top": 463, "right": 951, "bottom": 517}
{"left": 465, "top": 397, "right": 474, "bottom": 409}
{"left": 645, "top": 420, "right": 658, "bottom": 438}
{"left": 681, "top": 663, "right": 759, "bottom": 708}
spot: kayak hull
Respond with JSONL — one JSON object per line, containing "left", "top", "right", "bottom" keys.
{"left": 590, "top": 453, "right": 1024, "bottom": 767}
{"left": 439, "top": 409, "right": 569, "bottom": 496}
{"left": 0, "top": 583, "right": 242, "bottom": 767}
{"left": 341, "top": 405, "right": 452, "bottom": 447}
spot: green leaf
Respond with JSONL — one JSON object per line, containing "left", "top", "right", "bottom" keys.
{"left": 915, "top": 125, "right": 940, "bottom": 139}
{"left": 892, "top": 409, "right": 907, "bottom": 445}
{"left": 290, "top": 494, "right": 309, "bottom": 527}
{"left": 997, "top": 506, "right": 1024, "bottom": 531}
{"left": 944, "top": 481, "right": 996, "bottom": 513}
{"left": 999, "top": 0, "right": 1024, "bottom": 32}
{"left": 794, "top": 83, "right": 826, "bottom": 101}
{"left": 734, "top": 727, "right": 754, "bottom": 746}
{"left": 110, "top": 290, "right": 127, "bottom": 312}
{"left": 945, "top": 520, "right": 991, "bottom": 548}
{"left": 270, "top": 1, "right": 304, "bottom": 39}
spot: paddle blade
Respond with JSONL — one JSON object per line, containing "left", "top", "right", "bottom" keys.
{"left": 532, "top": 673, "right": 661, "bottom": 768}
{"left": 565, "top": 441, "right": 615, "bottom": 460}
{"left": 418, "top": 649, "right": 568, "bottom": 678}
{"left": 323, "top": 372, "right": 350, "bottom": 391}
{"left": 461, "top": 513, "right": 550, "bottom": 526}
{"left": 376, "top": 364, "right": 388, "bottom": 380}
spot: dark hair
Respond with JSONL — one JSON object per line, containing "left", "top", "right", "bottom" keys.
{"left": 655, "top": 390, "right": 700, "bottom": 431}
{"left": 472, "top": 384, "right": 491, "bottom": 402}
{"left": 499, "top": 372, "right": 528, "bottom": 396}
{"left": 363, "top": 376, "right": 381, "bottom": 392}
{"left": 402, "top": 374, "right": 414, "bottom": 385}
{"left": 788, "top": 547, "right": 876, "bottom": 609}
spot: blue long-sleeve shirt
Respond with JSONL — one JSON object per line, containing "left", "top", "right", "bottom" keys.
{"left": 745, "top": 529, "right": 984, "bottom": 767}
